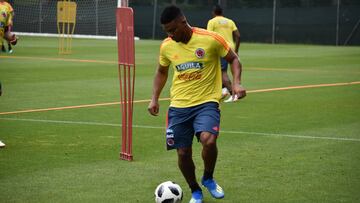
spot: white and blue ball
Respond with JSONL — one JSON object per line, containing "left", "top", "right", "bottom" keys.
{"left": 154, "top": 181, "right": 183, "bottom": 203}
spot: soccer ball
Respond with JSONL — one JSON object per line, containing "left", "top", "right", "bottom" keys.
{"left": 154, "top": 181, "right": 183, "bottom": 203}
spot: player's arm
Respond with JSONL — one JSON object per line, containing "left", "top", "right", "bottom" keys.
{"left": 8, "top": 12, "right": 14, "bottom": 27}
{"left": 206, "top": 20, "right": 213, "bottom": 31}
{"left": 6, "top": 3, "right": 14, "bottom": 27}
{"left": 233, "top": 29, "right": 240, "bottom": 53}
{"left": 224, "top": 49, "right": 246, "bottom": 99}
{"left": 148, "top": 64, "right": 169, "bottom": 116}
{"left": 5, "top": 12, "right": 14, "bottom": 34}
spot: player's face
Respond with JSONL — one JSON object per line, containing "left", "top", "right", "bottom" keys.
{"left": 163, "top": 16, "right": 188, "bottom": 43}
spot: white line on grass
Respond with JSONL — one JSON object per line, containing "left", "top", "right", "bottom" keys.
{"left": 1, "top": 117, "right": 359, "bottom": 142}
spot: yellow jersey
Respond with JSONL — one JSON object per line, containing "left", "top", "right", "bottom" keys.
{"left": 159, "top": 27, "right": 230, "bottom": 108}
{"left": 0, "top": 2, "right": 13, "bottom": 25}
{"left": 207, "top": 16, "right": 238, "bottom": 50}
{"left": 0, "top": 1, "right": 13, "bottom": 37}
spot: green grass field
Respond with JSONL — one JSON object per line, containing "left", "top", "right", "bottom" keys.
{"left": 0, "top": 36, "right": 360, "bottom": 203}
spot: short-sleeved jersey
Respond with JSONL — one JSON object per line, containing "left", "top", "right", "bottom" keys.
{"left": 0, "top": 2, "right": 13, "bottom": 26}
{"left": 0, "top": 2, "right": 13, "bottom": 37}
{"left": 159, "top": 27, "right": 230, "bottom": 108}
{"left": 207, "top": 16, "right": 238, "bottom": 50}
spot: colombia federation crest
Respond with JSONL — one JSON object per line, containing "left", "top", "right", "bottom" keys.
{"left": 195, "top": 48, "right": 205, "bottom": 58}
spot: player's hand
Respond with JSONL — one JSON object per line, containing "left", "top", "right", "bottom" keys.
{"left": 232, "top": 84, "right": 246, "bottom": 100}
{"left": 148, "top": 100, "right": 160, "bottom": 116}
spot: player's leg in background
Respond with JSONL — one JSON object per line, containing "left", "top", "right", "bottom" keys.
{"left": 1, "top": 39, "right": 6, "bottom": 53}
{"left": 0, "top": 27, "right": 7, "bottom": 53}
{"left": 220, "top": 58, "right": 232, "bottom": 98}
{"left": 222, "top": 70, "right": 232, "bottom": 95}
{"left": 7, "top": 41, "right": 12, "bottom": 53}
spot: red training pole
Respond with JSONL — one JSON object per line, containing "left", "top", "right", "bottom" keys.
{"left": 116, "top": 7, "right": 135, "bottom": 161}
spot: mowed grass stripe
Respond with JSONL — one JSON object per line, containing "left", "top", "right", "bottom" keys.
{"left": 0, "top": 55, "right": 118, "bottom": 64}
{"left": 0, "top": 81, "right": 359, "bottom": 115}
{"left": 2, "top": 55, "right": 359, "bottom": 74}
{"left": 1, "top": 117, "right": 359, "bottom": 142}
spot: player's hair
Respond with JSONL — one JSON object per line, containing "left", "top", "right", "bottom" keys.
{"left": 213, "top": 4, "right": 223, "bottom": 15}
{"left": 160, "top": 5, "right": 183, "bottom": 24}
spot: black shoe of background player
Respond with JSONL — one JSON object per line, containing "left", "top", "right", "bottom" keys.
{"left": 1, "top": 45, "right": 6, "bottom": 52}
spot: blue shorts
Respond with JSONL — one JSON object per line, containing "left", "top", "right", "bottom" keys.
{"left": 165, "top": 102, "right": 221, "bottom": 150}
{"left": 220, "top": 57, "right": 228, "bottom": 71}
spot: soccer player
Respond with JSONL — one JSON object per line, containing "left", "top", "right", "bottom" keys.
{"left": 207, "top": 4, "right": 241, "bottom": 102}
{"left": 0, "top": 0, "right": 17, "bottom": 53}
{"left": 148, "top": 5, "right": 246, "bottom": 203}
